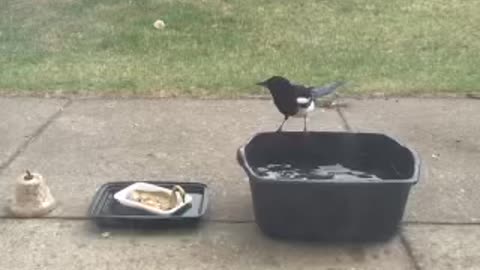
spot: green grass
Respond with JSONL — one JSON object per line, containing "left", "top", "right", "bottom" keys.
{"left": 1, "top": 0, "right": 480, "bottom": 97}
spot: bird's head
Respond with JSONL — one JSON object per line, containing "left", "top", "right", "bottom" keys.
{"left": 256, "top": 76, "right": 291, "bottom": 91}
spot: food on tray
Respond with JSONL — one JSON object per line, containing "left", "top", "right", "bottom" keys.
{"left": 130, "top": 185, "right": 186, "bottom": 210}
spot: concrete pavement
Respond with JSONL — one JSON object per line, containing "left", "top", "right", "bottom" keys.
{"left": 0, "top": 96, "right": 479, "bottom": 269}
{"left": 341, "top": 99, "right": 480, "bottom": 223}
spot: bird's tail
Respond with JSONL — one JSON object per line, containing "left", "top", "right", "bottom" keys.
{"left": 311, "top": 81, "right": 345, "bottom": 98}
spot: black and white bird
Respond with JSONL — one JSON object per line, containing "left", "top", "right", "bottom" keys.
{"left": 257, "top": 76, "right": 344, "bottom": 132}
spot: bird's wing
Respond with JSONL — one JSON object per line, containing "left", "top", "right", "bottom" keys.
{"left": 310, "top": 81, "right": 345, "bottom": 98}
{"left": 293, "top": 85, "right": 314, "bottom": 106}
{"left": 296, "top": 96, "right": 310, "bottom": 104}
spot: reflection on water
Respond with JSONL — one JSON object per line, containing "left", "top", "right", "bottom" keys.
{"left": 254, "top": 163, "right": 381, "bottom": 181}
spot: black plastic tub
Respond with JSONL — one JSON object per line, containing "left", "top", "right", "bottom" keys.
{"left": 88, "top": 181, "right": 208, "bottom": 229}
{"left": 237, "top": 132, "right": 420, "bottom": 242}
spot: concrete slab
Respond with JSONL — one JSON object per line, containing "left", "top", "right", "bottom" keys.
{"left": 0, "top": 98, "right": 67, "bottom": 167}
{"left": 340, "top": 98, "right": 480, "bottom": 223}
{"left": 0, "top": 220, "right": 414, "bottom": 270}
{"left": 404, "top": 225, "right": 480, "bottom": 270}
{"left": 0, "top": 99, "right": 345, "bottom": 219}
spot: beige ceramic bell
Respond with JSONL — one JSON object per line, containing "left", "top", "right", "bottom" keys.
{"left": 9, "top": 170, "right": 56, "bottom": 217}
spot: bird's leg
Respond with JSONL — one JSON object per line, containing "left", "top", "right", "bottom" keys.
{"left": 277, "top": 115, "right": 288, "bottom": 132}
{"left": 303, "top": 116, "right": 308, "bottom": 132}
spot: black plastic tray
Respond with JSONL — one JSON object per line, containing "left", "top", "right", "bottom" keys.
{"left": 237, "top": 131, "right": 420, "bottom": 242}
{"left": 88, "top": 181, "right": 208, "bottom": 228}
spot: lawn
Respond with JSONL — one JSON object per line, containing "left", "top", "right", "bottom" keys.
{"left": 1, "top": 0, "right": 479, "bottom": 97}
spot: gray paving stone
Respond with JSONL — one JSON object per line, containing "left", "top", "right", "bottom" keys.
{"left": 0, "top": 220, "right": 414, "bottom": 270}
{"left": 341, "top": 98, "right": 480, "bottom": 223}
{"left": 0, "top": 99, "right": 345, "bottom": 219}
{"left": 405, "top": 225, "right": 480, "bottom": 270}
{"left": 0, "top": 97, "right": 67, "bottom": 166}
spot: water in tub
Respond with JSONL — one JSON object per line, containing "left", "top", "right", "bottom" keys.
{"left": 254, "top": 163, "right": 382, "bottom": 181}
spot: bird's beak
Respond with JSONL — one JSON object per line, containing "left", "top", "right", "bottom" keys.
{"left": 256, "top": 81, "right": 267, "bottom": 87}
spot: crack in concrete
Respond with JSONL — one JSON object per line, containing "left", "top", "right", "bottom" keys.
{"left": 0, "top": 216, "right": 255, "bottom": 224}
{"left": 400, "top": 232, "right": 423, "bottom": 270}
{"left": 0, "top": 99, "right": 73, "bottom": 173}
{"left": 2, "top": 214, "right": 479, "bottom": 227}
{"left": 405, "top": 221, "right": 480, "bottom": 226}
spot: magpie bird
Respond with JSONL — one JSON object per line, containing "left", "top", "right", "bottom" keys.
{"left": 257, "top": 76, "right": 344, "bottom": 132}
